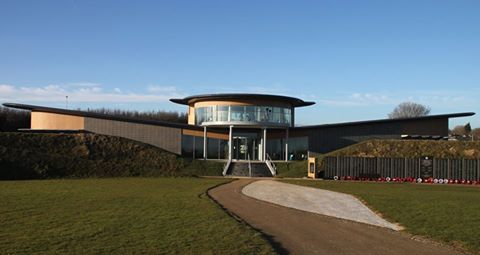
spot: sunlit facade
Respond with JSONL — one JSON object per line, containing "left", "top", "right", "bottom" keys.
{"left": 170, "top": 93, "right": 314, "bottom": 162}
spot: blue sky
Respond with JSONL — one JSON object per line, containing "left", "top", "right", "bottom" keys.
{"left": 1, "top": 0, "right": 479, "bottom": 127}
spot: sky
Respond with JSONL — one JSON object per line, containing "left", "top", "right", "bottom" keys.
{"left": 1, "top": 0, "right": 479, "bottom": 128}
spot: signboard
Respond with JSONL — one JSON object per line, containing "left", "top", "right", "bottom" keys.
{"left": 420, "top": 156, "right": 433, "bottom": 178}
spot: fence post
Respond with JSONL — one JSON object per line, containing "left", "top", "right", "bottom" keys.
{"left": 417, "top": 158, "right": 421, "bottom": 178}
{"left": 404, "top": 157, "right": 407, "bottom": 178}
{"left": 462, "top": 158, "right": 465, "bottom": 180}
{"left": 477, "top": 159, "right": 480, "bottom": 181}
{"left": 362, "top": 157, "right": 365, "bottom": 175}
{"left": 433, "top": 158, "right": 436, "bottom": 179}
{"left": 447, "top": 158, "right": 451, "bottom": 179}
{"left": 336, "top": 156, "right": 339, "bottom": 177}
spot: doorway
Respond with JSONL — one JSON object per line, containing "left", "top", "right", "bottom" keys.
{"left": 232, "top": 132, "right": 262, "bottom": 161}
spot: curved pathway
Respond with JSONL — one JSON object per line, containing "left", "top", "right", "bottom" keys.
{"left": 208, "top": 179, "right": 463, "bottom": 255}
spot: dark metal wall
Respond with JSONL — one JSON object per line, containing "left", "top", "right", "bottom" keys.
{"left": 84, "top": 117, "right": 182, "bottom": 154}
{"left": 297, "top": 118, "right": 448, "bottom": 154}
{"left": 323, "top": 156, "right": 480, "bottom": 181}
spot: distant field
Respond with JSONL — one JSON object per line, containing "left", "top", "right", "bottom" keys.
{"left": 282, "top": 180, "right": 480, "bottom": 254}
{"left": 0, "top": 178, "right": 274, "bottom": 254}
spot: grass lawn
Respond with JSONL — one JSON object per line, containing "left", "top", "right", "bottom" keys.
{"left": 282, "top": 180, "right": 480, "bottom": 253}
{"left": 0, "top": 178, "right": 274, "bottom": 254}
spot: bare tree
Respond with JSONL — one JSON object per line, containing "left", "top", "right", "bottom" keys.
{"left": 451, "top": 125, "right": 467, "bottom": 136}
{"left": 472, "top": 128, "right": 480, "bottom": 141}
{"left": 388, "top": 102, "right": 431, "bottom": 119}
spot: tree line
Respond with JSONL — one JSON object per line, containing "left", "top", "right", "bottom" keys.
{"left": 0, "top": 107, "right": 31, "bottom": 132}
{"left": 0, "top": 106, "right": 187, "bottom": 132}
{"left": 450, "top": 123, "right": 480, "bottom": 141}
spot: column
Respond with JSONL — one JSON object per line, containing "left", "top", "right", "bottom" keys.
{"left": 203, "top": 126, "right": 207, "bottom": 160}
{"left": 263, "top": 128, "right": 267, "bottom": 162}
{"left": 228, "top": 125, "right": 233, "bottom": 161}
{"left": 285, "top": 128, "right": 289, "bottom": 162}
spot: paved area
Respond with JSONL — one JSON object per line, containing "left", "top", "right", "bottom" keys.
{"left": 242, "top": 180, "right": 401, "bottom": 230}
{"left": 208, "top": 179, "right": 463, "bottom": 255}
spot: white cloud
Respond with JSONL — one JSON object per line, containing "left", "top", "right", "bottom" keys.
{"left": 317, "top": 89, "right": 477, "bottom": 108}
{"left": 0, "top": 83, "right": 185, "bottom": 103}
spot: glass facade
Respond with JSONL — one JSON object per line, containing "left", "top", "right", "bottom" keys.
{"left": 182, "top": 134, "right": 228, "bottom": 160}
{"left": 182, "top": 133, "right": 307, "bottom": 161}
{"left": 195, "top": 105, "right": 292, "bottom": 126}
{"left": 266, "top": 136, "right": 308, "bottom": 161}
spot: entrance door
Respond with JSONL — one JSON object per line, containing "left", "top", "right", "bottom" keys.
{"left": 232, "top": 130, "right": 263, "bottom": 161}
{"left": 233, "top": 137, "right": 247, "bottom": 160}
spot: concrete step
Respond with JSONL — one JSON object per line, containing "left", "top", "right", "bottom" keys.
{"left": 226, "top": 162, "right": 273, "bottom": 177}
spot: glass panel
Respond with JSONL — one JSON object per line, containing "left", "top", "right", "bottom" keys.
{"left": 181, "top": 135, "right": 194, "bottom": 158}
{"left": 217, "top": 106, "right": 229, "bottom": 122}
{"left": 288, "top": 136, "right": 308, "bottom": 160}
{"left": 245, "top": 106, "right": 256, "bottom": 122}
{"left": 195, "top": 105, "right": 291, "bottom": 126}
{"left": 194, "top": 136, "right": 204, "bottom": 159}
{"left": 230, "top": 106, "right": 244, "bottom": 121}
{"left": 207, "top": 137, "right": 219, "bottom": 159}
{"left": 195, "top": 108, "right": 206, "bottom": 125}
{"left": 219, "top": 139, "right": 228, "bottom": 159}
{"left": 266, "top": 138, "right": 284, "bottom": 160}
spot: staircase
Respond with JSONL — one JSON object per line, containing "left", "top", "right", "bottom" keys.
{"left": 225, "top": 162, "right": 273, "bottom": 177}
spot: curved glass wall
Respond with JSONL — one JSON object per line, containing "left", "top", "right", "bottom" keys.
{"left": 195, "top": 105, "right": 292, "bottom": 126}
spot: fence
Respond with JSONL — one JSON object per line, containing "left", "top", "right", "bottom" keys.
{"left": 322, "top": 156, "right": 480, "bottom": 181}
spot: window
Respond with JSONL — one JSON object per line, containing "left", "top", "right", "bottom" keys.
{"left": 195, "top": 105, "right": 292, "bottom": 126}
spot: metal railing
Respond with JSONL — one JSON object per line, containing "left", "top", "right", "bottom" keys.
{"left": 265, "top": 153, "right": 277, "bottom": 176}
{"left": 222, "top": 159, "right": 232, "bottom": 176}
{"left": 248, "top": 154, "right": 252, "bottom": 177}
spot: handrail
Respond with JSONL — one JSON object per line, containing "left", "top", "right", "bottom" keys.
{"left": 222, "top": 159, "right": 231, "bottom": 176}
{"left": 265, "top": 153, "right": 277, "bottom": 176}
{"left": 247, "top": 154, "right": 252, "bottom": 177}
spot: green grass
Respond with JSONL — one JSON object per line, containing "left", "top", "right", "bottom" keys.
{"left": 0, "top": 178, "right": 274, "bottom": 254}
{"left": 282, "top": 180, "right": 480, "bottom": 253}
{"left": 275, "top": 160, "right": 307, "bottom": 178}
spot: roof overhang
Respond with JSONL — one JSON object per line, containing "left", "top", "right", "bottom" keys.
{"left": 293, "top": 112, "right": 476, "bottom": 130}
{"left": 170, "top": 93, "right": 315, "bottom": 108}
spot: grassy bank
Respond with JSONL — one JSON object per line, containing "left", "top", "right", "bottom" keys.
{"left": 0, "top": 132, "right": 223, "bottom": 179}
{"left": 275, "top": 160, "right": 308, "bottom": 178}
{"left": 0, "top": 178, "right": 274, "bottom": 254}
{"left": 325, "top": 139, "right": 480, "bottom": 158}
{"left": 282, "top": 180, "right": 480, "bottom": 253}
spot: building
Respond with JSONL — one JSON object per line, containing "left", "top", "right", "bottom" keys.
{"left": 3, "top": 93, "right": 474, "bottom": 176}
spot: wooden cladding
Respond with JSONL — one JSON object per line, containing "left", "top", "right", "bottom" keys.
{"left": 31, "top": 112, "right": 85, "bottom": 130}
{"left": 182, "top": 129, "right": 229, "bottom": 140}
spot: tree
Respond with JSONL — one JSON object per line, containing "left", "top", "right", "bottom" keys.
{"left": 451, "top": 125, "right": 467, "bottom": 136}
{"left": 388, "top": 102, "right": 431, "bottom": 119}
{"left": 472, "top": 128, "right": 480, "bottom": 141}
{"left": 464, "top": 122, "right": 472, "bottom": 134}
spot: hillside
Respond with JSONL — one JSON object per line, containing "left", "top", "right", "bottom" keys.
{"left": 0, "top": 132, "right": 223, "bottom": 179}
{"left": 325, "top": 139, "right": 480, "bottom": 159}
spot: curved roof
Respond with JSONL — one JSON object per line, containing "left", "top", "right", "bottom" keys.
{"left": 170, "top": 93, "right": 315, "bottom": 107}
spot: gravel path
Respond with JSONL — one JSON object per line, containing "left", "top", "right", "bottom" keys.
{"left": 209, "top": 179, "right": 463, "bottom": 255}
{"left": 242, "top": 180, "right": 401, "bottom": 230}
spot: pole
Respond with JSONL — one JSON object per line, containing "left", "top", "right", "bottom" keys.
{"left": 285, "top": 128, "right": 289, "bottom": 162}
{"left": 203, "top": 126, "right": 207, "bottom": 160}
{"left": 228, "top": 125, "right": 233, "bottom": 161}
{"left": 263, "top": 128, "right": 267, "bottom": 162}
